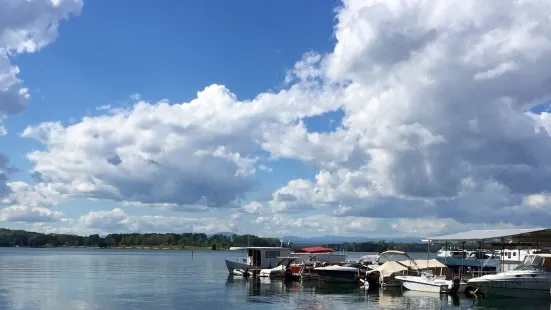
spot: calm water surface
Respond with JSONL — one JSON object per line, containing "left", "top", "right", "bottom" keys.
{"left": 0, "top": 248, "right": 549, "bottom": 310}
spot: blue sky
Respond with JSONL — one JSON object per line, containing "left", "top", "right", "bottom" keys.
{"left": 4, "top": 0, "right": 337, "bottom": 165}
{"left": 3, "top": 0, "right": 335, "bottom": 214}
{"left": 2, "top": 0, "right": 551, "bottom": 238}
{"left": 1, "top": 0, "right": 343, "bottom": 235}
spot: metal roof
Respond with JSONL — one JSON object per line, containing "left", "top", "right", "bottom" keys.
{"left": 423, "top": 228, "right": 551, "bottom": 242}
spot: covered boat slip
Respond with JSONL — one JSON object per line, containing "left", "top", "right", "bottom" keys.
{"left": 373, "top": 259, "right": 446, "bottom": 278}
{"left": 422, "top": 228, "right": 551, "bottom": 275}
{"left": 368, "top": 259, "right": 447, "bottom": 286}
{"left": 423, "top": 228, "right": 551, "bottom": 246}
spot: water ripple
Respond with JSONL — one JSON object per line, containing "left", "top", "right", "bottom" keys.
{"left": 0, "top": 248, "right": 549, "bottom": 309}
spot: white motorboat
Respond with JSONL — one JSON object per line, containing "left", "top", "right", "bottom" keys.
{"left": 258, "top": 257, "right": 297, "bottom": 278}
{"left": 466, "top": 253, "right": 551, "bottom": 298}
{"left": 232, "top": 269, "right": 251, "bottom": 277}
{"left": 259, "top": 264, "right": 286, "bottom": 277}
{"left": 436, "top": 246, "right": 467, "bottom": 258}
{"left": 359, "top": 254, "right": 380, "bottom": 264}
{"left": 396, "top": 273, "right": 467, "bottom": 294}
{"left": 372, "top": 250, "right": 468, "bottom": 294}
{"left": 366, "top": 250, "right": 449, "bottom": 288}
{"left": 314, "top": 263, "right": 367, "bottom": 283}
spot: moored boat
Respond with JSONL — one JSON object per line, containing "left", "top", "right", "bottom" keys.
{"left": 258, "top": 257, "right": 297, "bottom": 278}
{"left": 314, "top": 263, "right": 367, "bottom": 283}
{"left": 466, "top": 253, "right": 551, "bottom": 298}
{"left": 365, "top": 250, "right": 448, "bottom": 288}
{"left": 396, "top": 273, "right": 466, "bottom": 294}
{"left": 369, "top": 250, "right": 468, "bottom": 294}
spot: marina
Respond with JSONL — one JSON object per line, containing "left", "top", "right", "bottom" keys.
{"left": 225, "top": 227, "right": 551, "bottom": 302}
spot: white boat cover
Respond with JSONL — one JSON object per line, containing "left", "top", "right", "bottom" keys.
{"left": 372, "top": 261, "right": 409, "bottom": 278}
{"left": 370, "top": 259, "right": 446, "bottom": 278}
{"left": 398, "top": 259, "right": 446, "bottom": 269}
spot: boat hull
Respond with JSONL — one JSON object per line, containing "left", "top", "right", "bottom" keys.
{"left": 468, "top": 279, "right": 551, "bottom": 298}
{"left": 381, "top": 280, "right": 402, "bottom": 287}
{"left": 315, "top": 268, "right": 360, "bottom": 283}
{"left": 396, "top": 276, "right": 467, "bottom": 294}
{"left": 402, "top": 280, "right": 448, "bottom": 293}
{"left": 225, "top": 259, "right": 250, "bottom": 273}
{"left": 318, "top": 274, "right": 358, "bottom": 283}
{"left": 259, "top": 266, "right": 285, "bottom": 278}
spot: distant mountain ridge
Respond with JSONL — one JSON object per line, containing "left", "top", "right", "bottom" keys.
{"left": 209, "top": 232, "right": 422, "bottom": 244}
{"left": 282, "top": 235, "right": 422, "bottom": 244}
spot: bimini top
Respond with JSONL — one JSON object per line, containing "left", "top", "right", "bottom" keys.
{"left": 229, "top": 246, "right": 290, "bottom": 251}
{"left": 296, "top": 246, "right": 335, "bottom": 253}
{"left": 423, "top": 228, "right": 551, "bottom": 243}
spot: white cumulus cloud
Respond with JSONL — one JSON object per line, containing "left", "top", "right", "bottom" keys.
{"left": 0, "top": 0, "right": 82, "bottom": 203}
{"left": 76, "top": 208, "right": 237, "bottom": 234}
{"left": 0, "top": 205, "right": 64, "bottom": 223}
{"left": 255, "top": 0, "right": 551, "bottom": 227}
{"left": 22, "top": 80, "right": 341, "bottom": 210}
{"left": 13, "top": 0, "right": 551, "bottom": 235}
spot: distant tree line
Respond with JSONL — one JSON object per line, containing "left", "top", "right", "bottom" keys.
{"left": 325, "top": 241, "right": 439, "bottom": 253}
{"left": 0, "top": 229, "right": 282, "bottom": 249}
{"left": 0, "top": 228, "right": 102, "bottom": 248}
{"left": 0, "top": 228, "right": 434, "bottom": 252}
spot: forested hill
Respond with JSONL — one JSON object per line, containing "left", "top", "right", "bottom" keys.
{"left": 0, "top": 228, "right": 434, "bottom": 252}
{"left": 0, "top": 229, "right": 280, "bottom": 249}
{"left": 325, "top": 242, "right": 440, "bottom": 253}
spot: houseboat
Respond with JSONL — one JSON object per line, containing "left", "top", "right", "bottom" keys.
{"left": 225, "top": 246, "right": 291, "bottom": 273}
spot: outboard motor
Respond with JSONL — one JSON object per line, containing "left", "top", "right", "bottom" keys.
{"left": 450, "top": 277, "right": 461, "bottom": 295}
{"left": 284, "top": 267, "right": 293, "bottom": 282}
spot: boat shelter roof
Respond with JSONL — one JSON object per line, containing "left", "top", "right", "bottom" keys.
{"left": 399, "top": 259, "right": 446, "bottom": 269}
{"left": 296, "top": 246, "right": 334, "bottom": 253}
{"left": 423, "top": 228, "right": 551, "bottom": 245}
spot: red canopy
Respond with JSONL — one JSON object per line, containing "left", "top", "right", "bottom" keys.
{"left": 296, "top": 246, "right": 334, "bottom": 253}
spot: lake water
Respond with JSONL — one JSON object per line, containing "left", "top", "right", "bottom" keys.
{"left": 0, "top": 248, "right": 549, "bottom": 310}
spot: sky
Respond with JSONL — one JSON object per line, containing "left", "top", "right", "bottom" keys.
{"left": 2, "top": 0, "right": 551, "bottom": 239}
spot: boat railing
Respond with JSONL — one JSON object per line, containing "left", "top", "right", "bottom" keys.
{"left": 461, "top": 269, "right": 499, "bottom": 280}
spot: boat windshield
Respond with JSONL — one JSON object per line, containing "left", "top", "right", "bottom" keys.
{"left": 513, "top": 264, "right": 545, "bottom": 271}
{"left": 522, "top": 255, "right": 544, "bottom": 267}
